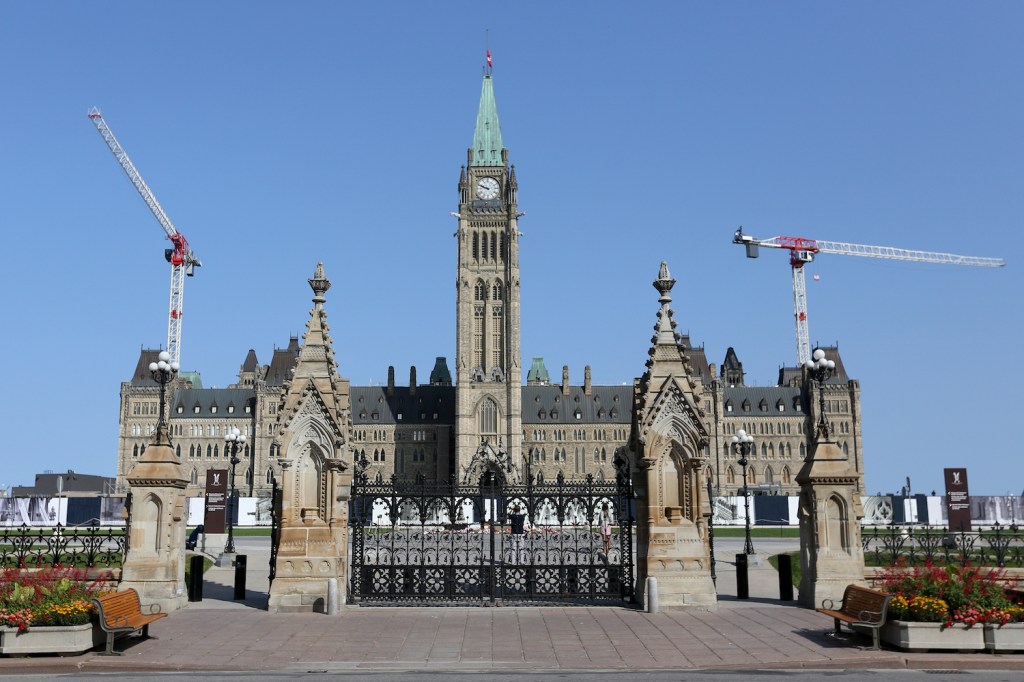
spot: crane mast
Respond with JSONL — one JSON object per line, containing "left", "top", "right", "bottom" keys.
{"left": 88, "top": 108, "right": 201, "bottom": 367}
{"left": 733, "top": 228, "right": 1005, "bottom": 365}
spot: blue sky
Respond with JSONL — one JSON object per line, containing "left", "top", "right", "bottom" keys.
{"left": 1, "top": 2, "right": 1020, "bottom": 496}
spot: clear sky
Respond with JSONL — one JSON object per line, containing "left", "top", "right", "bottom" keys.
{"left": 1, "top": 2, "right": 1020, "bottom": 497}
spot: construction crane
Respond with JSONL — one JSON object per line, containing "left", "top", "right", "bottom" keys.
{"left": 88, "top": 108, "right": 201, "bottom": 367}
{"left": 733, "top": 228, "right": 1005, "bottom": 366}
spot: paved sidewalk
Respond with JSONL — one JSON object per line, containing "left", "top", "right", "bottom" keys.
{"left": 1, "top": 544, "right": 1022, "bottom": 674}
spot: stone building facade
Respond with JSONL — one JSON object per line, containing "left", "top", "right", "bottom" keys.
{"left": 114, "top": 70, "right": 865, "bottom": 501}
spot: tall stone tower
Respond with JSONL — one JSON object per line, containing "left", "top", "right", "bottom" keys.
{"left": 453, "top": 69, "right": 523, "bottom": 479}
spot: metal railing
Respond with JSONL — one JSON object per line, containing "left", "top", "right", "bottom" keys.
{"left": 862, "top": 524, "right": 1024, "bottom": 567}
{"left": 0, "top": 524, "right": 126, "bottom": 569}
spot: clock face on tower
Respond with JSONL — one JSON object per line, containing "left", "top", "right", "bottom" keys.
{"left": 475, "top": 176, "right": 500, "bottom": 200}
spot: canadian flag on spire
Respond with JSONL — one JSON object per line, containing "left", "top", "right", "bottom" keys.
{"left": 486, "top": 50, "right": 492, "bottom": 68}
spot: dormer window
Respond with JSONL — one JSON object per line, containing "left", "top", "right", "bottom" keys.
{"left": 228, "top": 405, "right": 235, "bottom": 414}
{"left": 176, "top": 405, "right": 183, "bottom": 414}
{"left": 777, "top": 400, "right": 785, "bottom": 412}
{"left": 742, "top": 400, "right": 751, "bottom": 413}
{"left": 759, "top": 400, "right": 768, "bottom": 413}
{"left": 725, "top": 401, "right": 733, "bottom": 413}
{"left": 210, "top": 405, "right": 218, "bottom": 414}
{"left": 193, "top": 404, "right": 201, "bottom": 414}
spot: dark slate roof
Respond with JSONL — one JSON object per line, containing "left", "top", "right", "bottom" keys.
{"left": 522, "top": 385, "right": 632, "bottom": 424}
{"left": 352, "top": 386, "right": 456, "bottom": 425}
{"left": 241, "top": 349, "right": 259, "bottom": 372}
{"left": 129, "top": 349, "right": 162, "bottom": 386}
{"left": 265, "top": 338, "right": 300, "bottom": 386}
{"left": 722, "top": 347, "right": 742, "bottom": 371}
{"left": 684, "top": 347, "right": 713, "bottom": 383}
{"left": 777, "top": 366, "right": 803, "bottom": 387}
{"left": 170, "top": 388, "right": 256, "bottom": 419}
{"left": 723, "top": 385, "right": 805, "bottom": 415}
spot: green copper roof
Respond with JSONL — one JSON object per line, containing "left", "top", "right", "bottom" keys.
{"left": 471, "top": 74, "right": 504, "bottom": 166}
{"left": 527, "top": 357, "right": 550, "bottom": 384}
{"left": 429, "top": 356, "right": 452, "bottom": 385}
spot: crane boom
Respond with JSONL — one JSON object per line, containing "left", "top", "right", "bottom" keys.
{"left": 734, "top": 228, "right": 1006, "bottom": 365}
{"left": 88, "top": 107, "right": 200, "bottom": 367}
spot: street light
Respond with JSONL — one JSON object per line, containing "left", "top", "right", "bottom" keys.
{"left": 223, "top": 426, "right": 246, "bottom": 554}
{"left": 803, "top": 348, "right": 836, "bottom": 440}
{"left": 147, "top": 351, "right": 179, "bottom": 438}
{"left": 731, "top": 428, "right": 755, "bottom": 555}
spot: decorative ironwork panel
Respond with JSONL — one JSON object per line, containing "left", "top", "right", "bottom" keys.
{"left": 0, "top": 524, "right": 125, "bottom": 569}
{"left": 349, "top": 455, "right": 635, "bottom": 606}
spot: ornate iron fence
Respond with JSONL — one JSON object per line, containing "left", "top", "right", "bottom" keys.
{"left": 0, "top": 524, "right": 126, "bottom": 569}
{"left": 350, "top": 455, "right": 635, "bottom": 606}
{"left": 862, "top": 524, "right": 1024, "bottom": 567}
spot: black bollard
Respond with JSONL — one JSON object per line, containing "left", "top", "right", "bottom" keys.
{"left": 188, "top": 554, "right": 204, "bottom": 602}
{"left": 234, "top": 554, "right": 247, "bottom": 600}
{"left": 735, "top": 553, "right": 749, "bottom": 600}
{"left": 778, "top": 553, "right": 794, "bottom": 601}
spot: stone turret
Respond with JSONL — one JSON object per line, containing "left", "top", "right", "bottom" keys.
{"left": 632, "top": 261, "right": 716, "bottom": 611}
{"left": 268, "top": 262, "right": 353, "bottom": 613}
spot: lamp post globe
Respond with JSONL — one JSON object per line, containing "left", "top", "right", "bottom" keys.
{"left": 805, "top": 348, "right": 837, "bottom": 439}
{"left": 148, "top": 350, "right": 179, "bottom": 438}
{"left": 731, "top": 429, "right": 755, "bottom": 555}
{"left": 223, "top": 427, "right": 246, "bottom": 555}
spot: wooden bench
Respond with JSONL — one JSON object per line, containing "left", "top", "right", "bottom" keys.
{"left": 91, "top": 588, "right": 167, "bottom": 655}
{"left": 817, "top": 584, "right": 892, "bottom": 650}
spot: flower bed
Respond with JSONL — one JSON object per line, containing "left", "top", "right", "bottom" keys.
{"left": 0, "top": 566, "right": 113, "bottom": 655}
{"left": 875, "top": 561, "right": 1023, "bottom": 652}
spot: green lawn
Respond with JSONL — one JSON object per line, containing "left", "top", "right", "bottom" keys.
{"left": 713, "top": 526, "right": 800, "bottom": 538}
{"left": 184, "top": 555, "right": 214, "bottom": 585}
{"left": 768, "top": 551, "right": 801, "bottom": 587}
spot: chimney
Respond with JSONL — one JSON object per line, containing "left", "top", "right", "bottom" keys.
{"left": 584, "top": 365, "right": 592, "bottom": 395}
{"left": 709, "top": 362, "right": 717, "bottom": 378}
{"left": 409, "top": 366, "right": 417, "bottom": 396}
{"left": 562, "top": 365, "right": 570, "bottom": 396}
{"left": 387, "top": 366, "right": 395, "bottom": 396}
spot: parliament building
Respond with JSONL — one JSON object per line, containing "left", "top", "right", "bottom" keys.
{"left": 115, "top": 70, "right": 865, "bottom": 502}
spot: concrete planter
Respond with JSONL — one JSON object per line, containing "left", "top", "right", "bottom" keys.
{"left": 0, "top": 623, "right": 102, "bottom": 656}
{"left": 881, "top": 620, "right": 985, "bottom": 652}
{"left": 984, "top": 622, "right": 1024, "bottom": 653}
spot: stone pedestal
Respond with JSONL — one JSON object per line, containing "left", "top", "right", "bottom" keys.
{"left": 121, "top": 426, "right": 189, "bottom": 612}
{"left": 796, "top": 439, "right": 865, "bottom": 609}
{"left": 268, "top": 523, "right": 344, "bottom": 612}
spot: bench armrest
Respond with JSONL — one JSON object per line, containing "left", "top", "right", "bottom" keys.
{"left": 856, "top": 609, "right": 883, "bottom": 624}
{"left": 148, "top": 603, "right": 163, "bottom": 615}
{"left": 110, "top": 614, "right": 130, "bottom": 628}
{"left": 821, "top": 598, "right": 837, "bottom": 610}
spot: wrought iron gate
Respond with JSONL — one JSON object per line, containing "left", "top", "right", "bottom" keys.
{"left": 349, "top": 455, "right": 634, "bottom": 605}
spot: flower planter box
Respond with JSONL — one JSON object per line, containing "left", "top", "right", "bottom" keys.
{"left": 984, "top": 622, "right": 1024, "bottom": 653}
{"left": 0, "top": 624, "right": 102, "bottom": 656}
{"left": 881, "top": 620, "right": 985, "bottom": 652}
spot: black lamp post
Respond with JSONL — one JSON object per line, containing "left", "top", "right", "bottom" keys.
{"left": 147, "top": 351, "right": 179, "bottom": 439}
{"left": 223, "top": 426, "right": 246, "bottom": 554}
{"left": 731, "top": 428, "right": 755, "bottom": 555}
{"left": 804, "top": 348, "right": 836, "bottom": 439}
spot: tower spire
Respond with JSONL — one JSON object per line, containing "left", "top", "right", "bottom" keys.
{"left": 471, "top": 71, "right": 503, "bottom": 167}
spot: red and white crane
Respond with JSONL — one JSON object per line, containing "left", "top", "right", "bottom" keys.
{"left": 733, "top": 228, "right": 1005, "bottom": 366}
{"left": 88, "top": 107, "right": 201, "bottom": 367}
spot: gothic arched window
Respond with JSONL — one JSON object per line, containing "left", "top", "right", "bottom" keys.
{"left": 481, "top": 232, "right": 489, "bottom": 261}
{"left": 474, "top": 281, "right": 485, "bottom": 301}
{"left": 472, "top": 232, "right": 479, "bottom": 260}
{"left": 479, "top": 399, "right": 498, "bottom": 434}
{"left": 492, "top": 281, "right": 503, "bottom": 301}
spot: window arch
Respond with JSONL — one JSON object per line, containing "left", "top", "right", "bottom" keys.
{"left": 474, "top": 281, "right": 485, "bottom": 301}
{"left": 781, "top": 466, "right": 791, "bottom": 484}
{"left": 190, "top": 468, "right": 198, "bottom": 485}
{"left": 764, "top": 466, "right": 774, "bottom": 484}
{"left": 492, "top": 281, "right": 503, "bottom": 301}
{"left": 726, "top": 466, "right": 735, "bottom": 485}
{"left": 266, "top": 468, "right": 274, "bottom": 485}
{"left": 472, "top": 232, "right": 479, "bottom": 260}
{"left": 245, "top": 468, "right": 253, "bottom": 486}
{"left": 481, "top": 232, "right": 489, "bottom": 261}
{"left": 490, "top": 231, "right": 497, "bottom": 260}
{"left": 479, "top": 399, "right": 498, "bottom": 435}
{"left": 799, "top": 442, "right": 806, "bottom": 458}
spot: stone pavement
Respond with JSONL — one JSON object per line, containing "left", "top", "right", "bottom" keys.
{"left": 1, "top": 542, "right": 1022, "bottom": 674}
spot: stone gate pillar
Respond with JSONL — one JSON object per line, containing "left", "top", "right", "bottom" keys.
{"left": 797, "top": 352, "right": 866, "bottom": 608}
{"left": 633, "top": 262, "right": 717, "bottom": 611}
{"left": 267, "top": 263, "right": 353, "bottom": 613}
{"left": 121, "top": 423, "right": 189, "bottom": 612}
